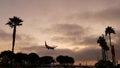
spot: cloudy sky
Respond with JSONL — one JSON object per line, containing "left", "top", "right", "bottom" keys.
{"left": 0, "top": 0, "right": 120, "bottom": 65}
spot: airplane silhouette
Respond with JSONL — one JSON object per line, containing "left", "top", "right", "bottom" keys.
{"left": 45, "top": 41, "right": 57, "bottom": 50}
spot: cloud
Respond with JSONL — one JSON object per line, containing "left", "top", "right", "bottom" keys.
{"left": 15, "top": 34, "right": 36, "bottom": 47}
{"left": 37, "top": 24, "right": 120, "bottom": 61}
{"left": 51, "top": 24, "right": 86, "bottom": 44}
{"left": 80, "top": 35, "right": 98, "bottom": 46}
{"left": 0, "top": 29, "right": 35, "bottom": 41}
{"left": 80, "top": 7, "right": 120, "bottom": 24}
{"left": 21, "top": 46, "right": 101, "bottom": 61}
{"left": 0, "top": 29, "right": 36, "bottom": 52}
{"left": 42, "top": 23, "right": 97, "bottom": 47}
{"left": 0, "top": 29, "right": 32, "bottom": 41}
{"left": 20, "top": 45, "right": 101, "bottom": 62}
{"left": 0, "top": 29, "right": 12, "bottom": 41}
{"left": 20, "top": 35, "right": 120, "bottom": 61}
{"left": 94, "top": 7, "right": 120, "bottom": 22}
{"left": 60, "top": 5, "right": 120, "bottom": 27}
{"left": 44, "top": 24, "right": 86, "bottom": 36}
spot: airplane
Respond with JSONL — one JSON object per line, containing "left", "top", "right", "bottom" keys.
{"left": 45, "top": 41, "right": 57, "bottom": 50}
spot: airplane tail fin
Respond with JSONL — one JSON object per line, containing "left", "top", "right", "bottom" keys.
{"left": 45, "top": 41, "right": 49, "bottom": 48}
{"left": 45, "top": 41, "right": 47, "bottom": 46}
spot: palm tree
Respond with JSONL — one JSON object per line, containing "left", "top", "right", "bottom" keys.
{"left": 6, "top": 16, "right": 23, "bottom": 53}
{"left": 105, "top": 26, "right": 116, "bottom": 66}
{"left": 97, "top": 35, "right": 109, "bottom": 61}
{"left": 105, "top": 26, "right": 115, "bottom": 47}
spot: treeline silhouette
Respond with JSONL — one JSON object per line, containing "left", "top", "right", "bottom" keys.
{"left": 0, "top": 50, "right": 74, "bottom": 68}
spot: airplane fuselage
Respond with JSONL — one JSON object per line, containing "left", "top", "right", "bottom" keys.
{"left": 45, "top": 41, "right": 56, "bottom": 50}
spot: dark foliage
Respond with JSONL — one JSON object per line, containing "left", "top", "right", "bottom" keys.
{"left": 14, "top": 52, "right": 28, "bottom": 65}
{"left": 27, "top": 53, "right": 40, "bottom": 64}
{"left": 56, "top": 55, "right": 74, "bottom": 65}
{"left": 6, "top": 16, "right": 23, "bottom": 28}
{"left": 105, "top": 26, "right": 115, "bottom": 36}
{"left": 95, "top": 60, "right": 113, "bottom": 68}
{"left": 0, "top": 50, "right": 14, "bottom": 64}
{"left": 39, "top": 56, "right": 54, "bottom": 65}
{"left": 97, "top": 36, "right": 109, "bottom": 51}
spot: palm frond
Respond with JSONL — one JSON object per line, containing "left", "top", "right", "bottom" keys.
{"left": 6, "top": 21, "right": 14, "bottom": 28}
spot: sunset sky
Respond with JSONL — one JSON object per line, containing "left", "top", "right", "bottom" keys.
{"left": 0, "top": 0, "right": 120, "bottom": 65}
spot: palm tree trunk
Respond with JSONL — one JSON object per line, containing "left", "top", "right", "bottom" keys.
{"left": 109, "top": 34, "right": 112, "bottom": 47}
{"left": 12, "top": 26, "right": 16, "bottom": 53}
{"left": 104, "top": 50, "right": 107, "bottom": 61}
{"left": 102, "top": 49, "right": 106, "bottom": 61}
{"left": 102, "top": 49, "right": 104, "bottom": 61}
{"left": 106, "top": 51, "right": 108, "bottom": 60}
{"left": 109, "top": 34, "right": 116, "bottom": 66}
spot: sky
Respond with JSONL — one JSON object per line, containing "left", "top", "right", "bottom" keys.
{"left": 0, "top": 0, "right": 120, "bottom": 65}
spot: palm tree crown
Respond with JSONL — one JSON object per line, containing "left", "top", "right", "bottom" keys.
{"left": 105, "top": 26, "right": 115, "bottom": 36}
{"left": 97, "top": 35, "right": 109, "bottom": 51}
{"left": 6, "top": 16, "right": 23, "bottom": 28}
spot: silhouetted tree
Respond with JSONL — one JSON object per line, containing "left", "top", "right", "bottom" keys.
{"left": 14, "top": 52, "right": 28, "bottom": 65}
{"left": 105, "top": 26, "right": 115, "bottom": 46}
{"left": 56, "top": 55, "right": 74, "bottom": 65}
{"left": 97, "top": 35, "right": 109, "bottom": 51}
{"left": 6, "top": 16, "right": 23, "bottom": 53}
{"left": 97, "top": 35, "right": 109, "bottom": 61}
{"left": 39, "top": 56, "right": 54, "bottom": 65}
{"left": 56, "top": 55, "right": 65, "bottom": 65}
{"left": 27, "top": 53, "right": 40, "bottom": 65}
{"left": 64, "top": 56, "right": 74, "bottom": 65}
{"left": 68, "top": 57, "right": 74, "bottom": 65}
{"left": 105, "top": 26, "right": 116, "bottom": 66}
{"left": 95, "top": 60, "right": 113, "bottom": 68}
{"left": 0, "top": 50, "right": 15, "bottom": 65}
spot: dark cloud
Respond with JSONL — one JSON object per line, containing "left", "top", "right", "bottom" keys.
{"left": 0, "top": 29, "right": 36, "bottom": 48}
{"left": 94, "top": 7, "right": 120, "bottom": 22}
{"left": 15, "top": 34, "right": 36, "bottom": 47}
{"left": 80, "top": 35, "right": 98, "bottom": 46}
{"left": 0, "top": 29, "right": 12, "bottom": 41}
{"left": 21, "top": 46, "right": 75, "bottom": 57}
{"left": 43, "top": 23, "right": 97, "bottom": 47}
{"left": 0, "top": 29, "right": 24, "bottom": 41}
{"left": 20, "top": 37, "right": 120, "bottom": 61}
{"left": 64, "top": 6, "right": 120, "bottom": 26}
{"left": 52, "top": 35, "right": 98, "bottom": 47}
{"left": 45, "top": 24, "right": 86, "bottom": 36}
{"left": 20, "top": 45, "right": 101, "bottom": 61}
{"left": 83, "top": 7, "right": 120, "bottom": 23}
